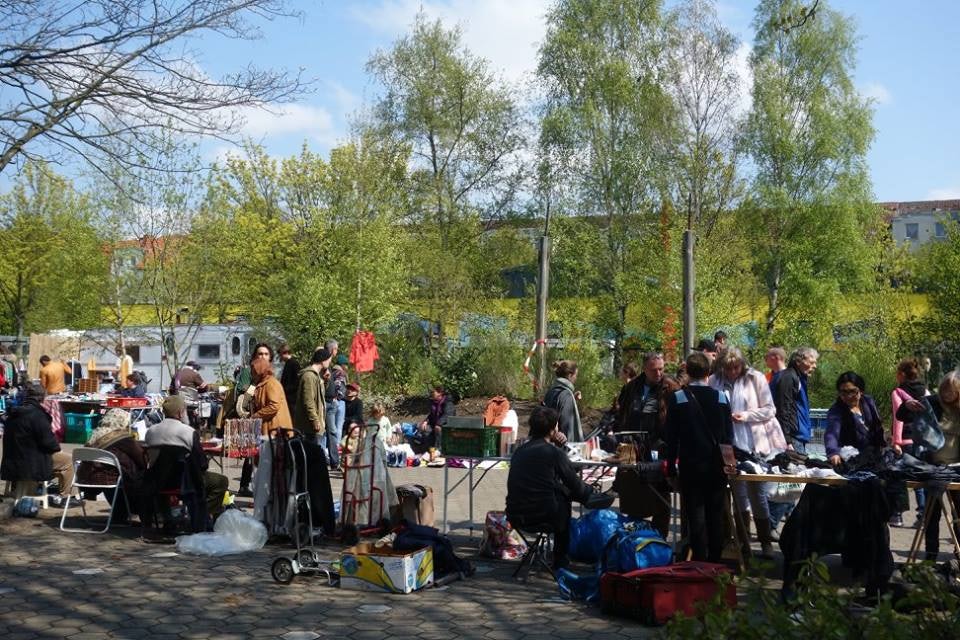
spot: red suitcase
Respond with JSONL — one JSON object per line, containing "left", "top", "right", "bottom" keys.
{"left": 600, "top": 561, "right": 736, "bottom": 625}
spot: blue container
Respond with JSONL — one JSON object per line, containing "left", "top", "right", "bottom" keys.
{"left": 64, "top": 412, "right": 101, "bottom": 444}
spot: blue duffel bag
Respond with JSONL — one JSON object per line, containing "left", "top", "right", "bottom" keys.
{"left": 602, "top": 523, "right": 673, "bottom": 573}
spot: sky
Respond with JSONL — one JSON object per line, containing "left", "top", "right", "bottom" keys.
{"left": 52, "top": 0, "right": 960, "bottom": 203}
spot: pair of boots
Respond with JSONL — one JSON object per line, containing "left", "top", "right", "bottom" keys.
{"left": 734, "top": 515, "right": 775, "bottom": 559}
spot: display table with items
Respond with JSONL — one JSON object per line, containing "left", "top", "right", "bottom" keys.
{"left": 735, "top": 446, "right": 960, "bottom": 595}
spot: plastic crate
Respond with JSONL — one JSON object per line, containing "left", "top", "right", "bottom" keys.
{"left": 443, "top": 426, "right": 500, "bottom": 458}
{"left": 64, "top": 412, "right": 102, "bottom": 444}
{"left": 106, "top": 396, "right": 149, "bottom": 408}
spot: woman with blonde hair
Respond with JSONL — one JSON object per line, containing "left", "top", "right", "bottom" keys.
{"left": 710, "top": 347, "right": 785, "bottom": 557}
{"left": 897, "top": 369, "right": 960, "bottom": 560}
{"left": 543, "top": 360, "right": 583, "bottom": 444}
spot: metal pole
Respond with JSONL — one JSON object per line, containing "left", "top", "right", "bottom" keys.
{"left": 682, "top": 229, "right": 696, "bottom": 356}
{"left": 535, "top": 235, "right": 551, "bottom": 394}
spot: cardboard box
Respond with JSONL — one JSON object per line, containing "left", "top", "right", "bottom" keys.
{"left": 339, "top": 543, "right": 433, "bottom": 593}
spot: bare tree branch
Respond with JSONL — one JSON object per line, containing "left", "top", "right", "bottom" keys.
{"left": 0, "top": 0, "right": 308, "bottom": 176}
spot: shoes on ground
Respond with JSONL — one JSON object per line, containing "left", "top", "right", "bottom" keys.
{"left": 50, "top": 495, "right": 83, "bottom": 509}
{"left": 235, "top": 487, "right": 253, "bottom": 498}
{"left": 889, "top": 514, "right": 904, "bottom": 527}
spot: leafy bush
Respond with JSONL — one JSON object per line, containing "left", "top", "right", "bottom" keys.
{"left": 808, "top": 341, "right": 898, "bottom": 422}
{"left": 664, "top": 558, "right": 960, "bottom": 639}
{"left": 467, "top": 329, "right": 531, "bottom": 399}
{"left": 432, "top": 348, "right": 478, "bottom": 403}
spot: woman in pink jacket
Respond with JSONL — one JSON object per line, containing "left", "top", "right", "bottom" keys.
{"left": 711, "top": 347, "right": 786, "bottom": 558}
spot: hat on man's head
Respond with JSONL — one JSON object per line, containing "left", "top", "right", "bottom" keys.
{"left": 335, "top": 354, "right": 349, "bottom": 366}
{"left": 695, "top": 339, "right": 718, "bottom": 353}
{"left": 186, "top": 360, "right": 201, "bottom": 370}
{"left": 162, "top": 394, "right": 186, "bottom": 418}
{"left": 346, "top": 382, "right": 360, "bottom": 392}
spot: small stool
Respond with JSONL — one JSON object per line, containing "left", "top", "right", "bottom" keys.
{"left": 513, "top": 529, "right": 555, "bottom": 580}
{"left": 4, "top": 480, "right": 51, "bottom": 509}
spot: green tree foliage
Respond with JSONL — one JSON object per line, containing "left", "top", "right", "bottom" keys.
{"left": 538, "top": 0, "right": 677, "bottom": 366}
{"left": 367, "top": 13, "right": 526, "bottom": 333}
{"left": 0, "top": 163, "right": 107, "bottom": 349}
{"left": 198, "top": 133, "right": 413, "bottom": 356}
{"left": 740, "top": 0, "right": 879, "bottom": 342}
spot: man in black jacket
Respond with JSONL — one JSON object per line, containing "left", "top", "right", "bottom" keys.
{"left": 773, "top": 347, "right": 819, "bottom": 454}
{"left": 506, "top": 406, "right": 597, "bottom": 570}
{"left": 0, "top": 382, "right": 80, "bottom": 508}
{"left": 666, "top": 352, "right": 734, "bottom": 562}
{"left": 614, "top": 352, "right": 671, "bottom": 537}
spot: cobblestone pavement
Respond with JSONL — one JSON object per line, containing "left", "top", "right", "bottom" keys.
{"left": 0, "top": 446, "right": 947, "bottom": 639}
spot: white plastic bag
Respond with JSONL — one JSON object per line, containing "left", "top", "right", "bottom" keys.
{"left": 175, "top": 509, "right": 268, "bottom": 556}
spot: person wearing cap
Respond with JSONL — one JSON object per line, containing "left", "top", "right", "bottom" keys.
{"left": 344, "top": 383, "right": 364, "bottom": 432}
{"left": 175, "top": 361, "right": 207, "bottom": 392}
{"left": 145, "top": 395, "right": 228, "bottom": 522}
{"left": 293, "top": 348, "right": 331, "bottom": 444}
{"left": 695, "top": 338, "right": 719, "bottom": 364}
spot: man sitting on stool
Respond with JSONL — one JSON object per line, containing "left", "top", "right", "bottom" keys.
{"left": 506, "top": 406, "right": 606, "bottom": 570}
{"left": 145, "top": 395, "right": 228, "bottom": 525}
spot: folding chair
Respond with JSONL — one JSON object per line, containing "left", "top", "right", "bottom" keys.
{"left": 511, "top": 525, "right": 557, "bottom": 580}
{"left": 60, "top": 447, "right": 130, "bottom": 534}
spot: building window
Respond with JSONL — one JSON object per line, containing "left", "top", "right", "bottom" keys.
{"left": 231, "top": 336, "right": 241, "bottom": 356}
{"left": 935, "top": 222, "right": 947, "bottom": 238}
{"left": 197, "top": 344, "right": 220, "bottom": 360}
{"left": 905, "top": 223, "right": 919, "bottom": 240}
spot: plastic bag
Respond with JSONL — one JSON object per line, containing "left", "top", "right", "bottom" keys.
{"left": 556, "top": 568, "right": 601, "bottom": 602}
{"left": 175, "top": 509, "right": 268, "bottom": 556}
{"left": 602, "top": 525, "right": 672, "bottom": 573}
{"left": 479, "top": 511, "right": 527, "bottom": 560}
{"left": 568, "top": 509, "right": 626, "bottom": 564}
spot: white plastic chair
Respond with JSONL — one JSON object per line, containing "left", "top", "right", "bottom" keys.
{"left": 59, "top": 447, "right": 130, "bottom": 534}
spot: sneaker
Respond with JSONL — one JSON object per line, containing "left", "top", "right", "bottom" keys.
{"left": 235, "top": 487, "right": 253, "bottom": 498}
{"left": 50, "top": 495, "right": 83, "bottom": 509}
{"left": 888, "top": 514, "right": 904, "bottom": 527}
{"left": 913, "top": 515, "right": 925, "bottom": 529}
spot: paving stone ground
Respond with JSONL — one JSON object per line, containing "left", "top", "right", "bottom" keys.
{"left": 0, "top": 444, "right": 948, "bottom": 639}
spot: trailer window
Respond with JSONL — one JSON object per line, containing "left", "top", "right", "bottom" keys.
{"left": 231, "top": 336, "right": 241, "bottom": 356}
{"left": 126, "top": 345, "right": 141, "bottom": 364}
{"left": 197, "top": 344, "right": 220, "bottom": 360}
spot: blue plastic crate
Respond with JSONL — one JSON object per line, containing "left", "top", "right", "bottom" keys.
{"left": 63, "top": 412, "right": 101, "bottom": 444}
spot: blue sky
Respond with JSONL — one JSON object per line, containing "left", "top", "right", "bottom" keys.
{"left": 64, "top": 1, "right": 960, "bottom": 202}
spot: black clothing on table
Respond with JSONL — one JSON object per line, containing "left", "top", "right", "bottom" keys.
{"left": 779, "top": 478, "right": 893, "bottom": 595}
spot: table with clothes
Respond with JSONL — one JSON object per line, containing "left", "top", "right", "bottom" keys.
{"left": 735, "top": 446, "right": 960, "bottom": 595}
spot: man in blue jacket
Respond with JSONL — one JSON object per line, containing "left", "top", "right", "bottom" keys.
{"left": 773, "top": 347, "right": 819, "bottom": 454}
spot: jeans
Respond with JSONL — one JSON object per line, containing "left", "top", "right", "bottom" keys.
{"left": 768, "top": 501, "right": 793, "bottom": 530}
{"left": 325, "top": 399, "right": 345, "bottom": 467}
{"left": 734, "top": 480, "right": 771, "bottom": 521}
{"left": 787, "top": 436, "right": 807, "bottom": 455}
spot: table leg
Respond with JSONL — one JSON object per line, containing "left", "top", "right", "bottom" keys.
{"left": 729, "top": 480, "right": 748, "bottom": 572}
{"left": 468, "top": 462, "right": 474, "bottom": 537}
{"left": 443, "top": 462, "right": 449, "bottom": 534}
{"left": 906, "top": 494, "right": 940, "bottom": 564}
{"left": 945, "top": 494, "right": 960, "bottom": 561}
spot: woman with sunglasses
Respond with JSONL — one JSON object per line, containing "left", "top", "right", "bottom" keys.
{"left": 824, "top": 371, "right": 884, "bottom": 468}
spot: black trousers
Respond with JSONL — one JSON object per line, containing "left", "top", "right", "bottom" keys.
{"left": 681, "top": 473, "right": 726, "bottom": 563}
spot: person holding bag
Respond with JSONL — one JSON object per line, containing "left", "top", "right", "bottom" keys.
{"left": 890, "top": 358, "right": 930, "bottom": 526}
{"left": 897, "top": 370, "right": 960, "bottom": 560}
{"left": 666, "top": 351, "right": 734, "bottom": 562}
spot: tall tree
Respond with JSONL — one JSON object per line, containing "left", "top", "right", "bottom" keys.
{"left": 664, "top": 0, "right": 745, "bottom": 350}
{"left": 0, "top": 162, "right": 107, "bottom": 352}
{"left": 367, "top": 14, "right": 526, "bottom": 335}
{"left": 740, "top": 0, "right": 877, "bottom": 340}
{"left": 538, "top": 0, "right": 675, "bottom": 366}
{"left": 0, "top": 0, "right": 305, "bottom": 177}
